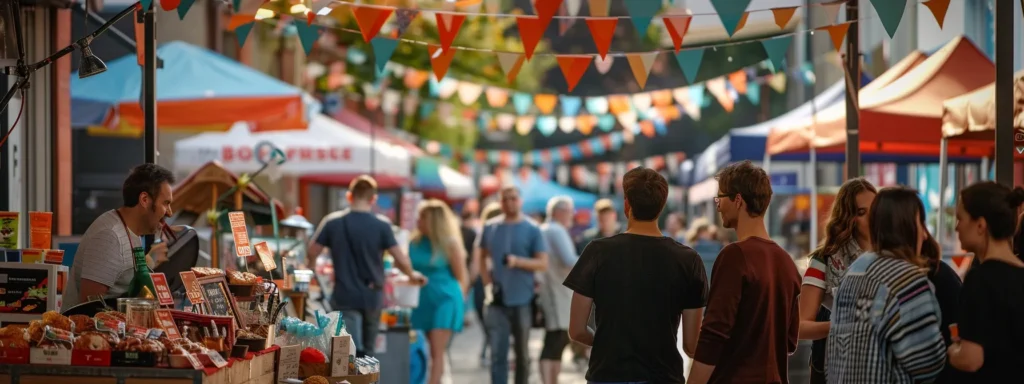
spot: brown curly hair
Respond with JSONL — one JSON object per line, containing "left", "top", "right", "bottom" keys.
{"left": 813, "top": 178, "right": 876, "bottom": 261}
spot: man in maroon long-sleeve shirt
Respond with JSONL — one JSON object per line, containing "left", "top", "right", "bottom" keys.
{"left": 688, "top": 161, "right": 801, "bottom": 384}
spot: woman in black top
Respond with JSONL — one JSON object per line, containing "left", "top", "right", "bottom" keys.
{"left": 948, "top": 182, "right": 1024, "bottom": 381}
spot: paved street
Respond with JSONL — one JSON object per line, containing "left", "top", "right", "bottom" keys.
{"left": 446, "top": 318, "right": 589, "bottom": 384}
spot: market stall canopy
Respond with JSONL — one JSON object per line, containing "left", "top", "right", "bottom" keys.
{"left": 173, "top": 114, "right": 411, "bottom": 178}
{"left": 71, "top": 41, "right": 310, "bottom": 132}
{"left": 942, "top": 71, "right": 1024, "bottom": 140}
{"left": 690, "top": 81, "right": 846, "bottom": 184}
{"left": 512, "top": 172, "right": 598, "bottom": 214}
{"left": 767, "top": 50, "right": 927, "bottom": 156}
{"left": 170, "top": 161, "right": 286, "bottom": 224}
{"left": 415, "top": 157, "right": 476, "bottom": 199}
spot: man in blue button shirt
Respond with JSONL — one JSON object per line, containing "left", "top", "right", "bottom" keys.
{"left": 474, "top": 185, "right": 549, "bottom": 384}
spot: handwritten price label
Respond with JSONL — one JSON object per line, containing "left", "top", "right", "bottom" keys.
{"left": 179, "top": 271, "right": 204, "bottom": 304}
{"left": 254, "top": 241, "right": 277, "bottom": 271}
{"left": 228, "top": 211, "right": 252, "bottom": 258}
{"left": 150, "top": 273, "right": 174, "bottom": 306}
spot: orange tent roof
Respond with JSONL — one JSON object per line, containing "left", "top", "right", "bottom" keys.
{"left": 766, "top": 50, "right": 927, "bottom": 155}
{"left": 942, "top": 70, "right": 1024, "bottom": 140}
{"left": 767, "top": 36, "right": 994, "bottom": 158}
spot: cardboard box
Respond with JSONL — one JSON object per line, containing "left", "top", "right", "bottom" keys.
{"left": 325, "top": 372, "right": 380, "bottom": 384}
{"left": 0, "top": 346, "right": 30, "bottom": 364}
{"left": 29, "top": 347, "right": 71, "bottom": 365}
{"left": 71, "top": 349, "right": 111, "bottom": 366}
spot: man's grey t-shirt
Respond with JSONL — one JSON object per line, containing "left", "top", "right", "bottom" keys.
{"left": 314, "top": 210, "right": 397, "bottom": 310}
{"left": 476, "top": 216, "right": 547, "bottom": 307}
{"left": 64, "top": 210, "right": 140, "bottom": 310}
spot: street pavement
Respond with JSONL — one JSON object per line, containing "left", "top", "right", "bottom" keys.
{"left": 446, "top": 318, "right": 589, "bottom": 384}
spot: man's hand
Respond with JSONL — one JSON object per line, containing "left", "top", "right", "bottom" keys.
{"left": 408, "top": 271, "right": 429, "bottom": 286}
{"left": 146, "top": 242, "right": 169, "bottom": 268}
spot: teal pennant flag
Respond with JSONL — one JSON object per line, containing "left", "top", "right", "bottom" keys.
{"left": 370, "top": 37, "right": 399, "bottom": 77}
{"left": 141, "top": 0, "right": 153, "bottom": 11}
{"left": 177, "top": 0, "right": 195, "bottom": 20}
{"left": 235, "top": 23, "right": 255, "bottom": 48}
{"left": 674, "top": 48, "right": 705, "bottom": 83}
{"left": 761, "top": 35, "right": 792, "bottom": 73}
{"left": 709, "top": 0, "right": 752, "bottom": 37}
{"left": 623, "top": 0, "right": 663, "bottom": 36}
{"left": 869, "top": 0, "right": 907, "bottom": 39}
{"left": 513, "top": 93, "right": 533, "bottom": 115}
{"left": 293, "top": 20, "right": 321, "bottom": 55}
{"left": 232, "top": 0, "right": 242, "bottom": 12}
{"left": 537, "top": 116, "right": 558, "bottom": 136}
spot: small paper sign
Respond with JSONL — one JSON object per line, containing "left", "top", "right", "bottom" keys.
{"left": 43, "top": 249, "right": 64, "bottom": 265}
{"left": 154, "top": 310, "right": 181, "bottom": 340}
{"left": 206, "top": 350, "right": 229, "bottom": 368}
{"left": 150, "top": 273, "right": 174, "bottom": 306}
{"left": 179, "top": 271, "right": 204, "bottom": 304}
{"left": 228, "top": 211, "right": 252, "bottom": 258}
{"left": 185, "top": 352, "right": 204, "bottom": 369}
{"left": 254, "top": 242, "right": 277, "bottom": 271}
{"left": 146, "top": 329, "right": 164, "bottom": 340}
{"left": 277, "top": 344, "right": 300, "bottom": 379}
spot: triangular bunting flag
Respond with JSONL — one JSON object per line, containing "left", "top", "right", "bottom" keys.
{"left": 663, "top": 16, "right": 692, "bottom": 53}
{"left": 517, "top": 17, "right": 546, "bottom": 60}
{"left": 728, "top": 71, "right": 747, "bottom": 94}
{"left": 227, "top": 14, "right": 255, "bottom": 31}
{"left": 822, "top": 0, "right": 843, "bottom": 23}
{"left": 587, "top": 0, "right": 610, "bottom": 17}
{"left": 626, "top": 52, "right": 659, "bottom": 89}
{"left": 235, "top": 23, "right": 255, "bottom": 48}
{"left": 352, "top": 6, "right": 394, "bottom": 42}
{"left": 819, "top": 23, "right": 850, "bottom": 52}
{"left": 623, "top": 0, "right": 662, "bottom": 35}
{"left": 176, "top": 0, "right": 196, "bottom": 20}
{"left": 734, "top": 12, "right": 750, "bottom": 35}
{"left": 436, "top": 12, "right": 466, "bottom": 52}
{"left": 395, "top": 9, "right": 420, "bottom": 36}
{"left": 771, "top": 7, "right": 797, "bottom": 29}
{"left": 557, "top": 55, "right": 592, "bottom": 92}
{"left": 496, "top": 52, "right": 527, "bottom": 84}
{"left": 709, "top": 0, "right": 751, "bottom": 37}
{"left": 674, "top": 48, "right": 704, "bottom": 83}
{"left": 761, "top": 35, "right": 792, "bottom": 73}
{"left": 371, "top": 37, "right": 399, "bottom": 76}
{"left": 140, "top": 0, "right": 153, "bottom": 10}
{"left": 922, "top": 0, "right": 950, "bottom": 29}
{"left": 869, "top": 0, "right": 907, "bottom": 38}
{"left": 231, "top": 0, "right": 241, "bottom": 12}
{"left": 585, "top": 18, "right": 618, "bottom": 59}
{"left": 307, "top": 11, "right": 316, "bottom": 26}
{"left": 594, "top": 56, "right": 614, "bottom": 74}
{"left": 293, "top": 20, "right": 321, "bottom": 55}
{"left": 161, "top": 0, "right": 180, "bottom": 11}
{"left": 428, "top": 44, "right": 457, "bottom": 81}
{"left": 534, "top": 0, "right": 564, "bottom": 30}
{"left": 559, "top": 0, "right": 583, "bottom": 35}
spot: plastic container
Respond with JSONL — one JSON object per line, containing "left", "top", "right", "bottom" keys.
{"left": 293, "top": 269, "right": 314, "bottom": 292}
{"left": 391, "top": 275, "right": 420, "bottom": 308}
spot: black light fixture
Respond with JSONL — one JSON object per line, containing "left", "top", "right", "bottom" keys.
{"left": 77, "top": 43, "right": 107, "bottom": 79}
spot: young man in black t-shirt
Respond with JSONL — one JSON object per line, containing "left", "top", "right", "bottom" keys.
{"left": 564, "top": 167, "right": 709, "bottom": 383}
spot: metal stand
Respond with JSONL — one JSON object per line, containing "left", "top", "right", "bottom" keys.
{"left": 844, "top": 0, "right": 861, "bottom": 179}
{"left": 994, "top": 0, "right": 1015, "bottom": 186}
{"left": 142, "top": 4, "right": 158, "bottom": 250}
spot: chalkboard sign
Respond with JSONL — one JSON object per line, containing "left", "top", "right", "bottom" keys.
{"left": 197, "top": 275, "right": 242, "bottom": 327}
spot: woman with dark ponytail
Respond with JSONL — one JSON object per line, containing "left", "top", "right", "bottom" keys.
{"left": 920, "top": 225, "right": 968, "bottom": 382}
{"left": 948, "top": 182, "right": 1024, "bottom": 380}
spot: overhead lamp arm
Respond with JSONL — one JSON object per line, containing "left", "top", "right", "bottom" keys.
{"left": 0, "top": 0, "right": 142, "bottom": 115}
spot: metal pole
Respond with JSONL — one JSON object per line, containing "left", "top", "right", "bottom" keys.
{"left": 142, "top": 4, "right": 157, "bottom": 250}
{"left": 936, "top": 138, "right": 948, "bottom": 250}
{"left": 844, "top": 0, "right": 861, "bottom": 179}
{"left": 995, "top": 0, "right": 1014, "bottom": 187}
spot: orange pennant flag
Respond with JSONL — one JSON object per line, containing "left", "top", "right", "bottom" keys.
{"left": 517, "top": 17, "right": 546, "bottom": 60}
{"left": 227, "top": 14, "right": 256, "bottom": 31}
{"left": 495, "top": 52, "right": 527, "bottom": 84}
{"left": 534, "top": 94, "right": 559, "bottom": 114}
{"left": 576, "top": 115, "right": 597, "bottom": 135}
{"left": 662, "top": 16, "right": 692, "bottom": 53}
{"left": 585, "top": 17, "right": 618, "bottom": 59}
{"left": 771, "top": 7, "right": 797, "bottom": 29}
{"left": 352, "top": 5, "right": 394, "bottom": 42}
{"left": 818, "top": 23, "right": 850, "bottom": 52}
{"left": 734, "top": 12, "right": 750, "bottom": 35}
{"left": 534, "top": 0, "right": 564, "bottom": 30}
{"left": 435, "top": 12, "right": 466, "bottom": 52}
{"left": 728, "top": 71, "right": 747, "bottom": 94}
{"left": 639, "top": 120, "right": 656, "bottom": 138}
{"left": 557, "top": 55, "right": 592, "bottom": 92}
{"left": 923, "top": 0, "right": 951, "bottom": 29}
{"left": 428, "top": 44, "right": 457, "bottom": 81}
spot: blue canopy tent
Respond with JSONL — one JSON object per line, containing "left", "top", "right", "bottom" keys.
{"left": 511, "top": 173, "right": 598, "bottom": 214}
{"left": 72, "top": 41, "right": 313, "bottom": 132}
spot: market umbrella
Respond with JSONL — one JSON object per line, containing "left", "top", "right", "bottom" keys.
{"left": 72, "top": 40, "right": 310, "bottom": 133}
{"left": 414, "top": 157, "right": 476, "bottom": 199}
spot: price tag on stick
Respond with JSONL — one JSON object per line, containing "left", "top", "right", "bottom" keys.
{"left": 254, "top": 241, "right": 277, "bottom": 271}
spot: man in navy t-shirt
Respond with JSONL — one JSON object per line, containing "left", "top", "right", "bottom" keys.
{"left": 474, "top": 185, "right": 549, "bottom": 384}
{"left": 308, "top": 175, "right": 425, "bottom": 356}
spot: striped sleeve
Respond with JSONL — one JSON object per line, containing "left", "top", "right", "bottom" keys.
{"left": 802, "top": 257, "right": 827, "bottom": 289}
{"left": 886, "top": 274, "right": 947, "bottom": 382}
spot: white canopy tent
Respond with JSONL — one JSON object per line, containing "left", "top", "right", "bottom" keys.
{"left": 437, "top": 165, "right": 476, "bottom": 199}
{"left": 174, "top": 114, "right": 411, "bottom": 178}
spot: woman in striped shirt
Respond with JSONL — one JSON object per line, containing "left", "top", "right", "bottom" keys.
{"left": 799, "top": 178, "right": 876, "bottom": 383}
{"left": 825, "top": 187, "right": 946, "bottom": 383}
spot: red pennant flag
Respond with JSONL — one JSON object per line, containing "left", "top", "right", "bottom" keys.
{"left": 428, "top": 44, "right": 457, "bottom": 81}
{"left": 663, "top": 16, "right": 692, "bottom": 53}
{"left": 161, "top": 0, "right": 180, "bottom": 11}
{"left": 352, "top": 5, "right": 394, "bottom": 42}
{"left": 585, "top": 17, "right": 617, "bottom": 59}
{"left": 556, "top": 55, "right": 592, "bottom": 92}
{"left": 436, "top": 12, "right": 466, "bottom": 52}
{"left": 517, "top": 17, "right": 546, "bottom": 60}
{"left": 534, "top": 0, "right": 564, "bottom": 30}
{"left": 306, "top": 10, "right": 316, "bottom": 26}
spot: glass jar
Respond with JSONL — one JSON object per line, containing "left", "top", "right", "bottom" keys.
{"left": 123, "top": 298, "right": 158, "bottom": 330}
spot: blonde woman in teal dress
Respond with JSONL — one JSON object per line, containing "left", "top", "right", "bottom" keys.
{"left": 410, "top": 199, "right": 470, "bottom": 384}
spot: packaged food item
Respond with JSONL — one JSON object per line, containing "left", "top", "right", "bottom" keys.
{"left": 73, "top": 331, "right": 112, "bottom": 351}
